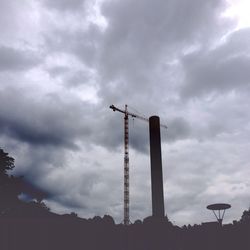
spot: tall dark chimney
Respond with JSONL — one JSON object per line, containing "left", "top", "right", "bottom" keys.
{"left": 149, "top": 116, "right": 165, "bottom": 218}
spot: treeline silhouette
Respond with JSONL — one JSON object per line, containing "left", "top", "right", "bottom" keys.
{"left": 1, "top": 148, "right": 250, "bottom": 250}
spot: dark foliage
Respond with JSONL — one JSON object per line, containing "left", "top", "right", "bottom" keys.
{"left": 240, "top": 208, "right": 250, "bottom": 224}
{"left": 0, "top": 148, "right": 49, "bottom": 216}
{"left": 0, "top": 148, "right": 22, "bottom": 215}
{"left": 0, "top": 148, "right": 15, "bottom": 174}
{"left": 1, "top": 213, "right": 250, "bottom": 250}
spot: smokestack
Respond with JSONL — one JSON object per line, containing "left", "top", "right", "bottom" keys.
{"left": 149, "top": 116, "right": 165, "bottom": 218}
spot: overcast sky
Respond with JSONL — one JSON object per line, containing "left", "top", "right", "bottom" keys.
{"left": 1, "top": 0, "right": 250, "bottom": 226}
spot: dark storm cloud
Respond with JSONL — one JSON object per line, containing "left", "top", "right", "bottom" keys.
{"left": 20, "top": 178, "right": 50, "bottom": 202}
{"left": 0, "top": 88, "right": 91, "bottom": 148}
{"left": 181, "top": 28, "right": 250, "bottom": 98}
{"left": 9, "top": 141, "right": 103, "bottom": 212}
{"left": 0, "top": 46, "right": 41, "bottom": 72}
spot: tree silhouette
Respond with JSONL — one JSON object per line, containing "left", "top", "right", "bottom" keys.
{"left": 0, "top": 148, "right": 15, "bottom": 174}
{"left": 0, "top": 148, "right": 23, "bottom": 215}
{"left": 240, "top": 208, "right": 250, "bottom": 224}
{"left": 0, "top": 148, "right": 52, "bottom": 217}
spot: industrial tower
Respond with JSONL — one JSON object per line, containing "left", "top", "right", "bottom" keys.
{"left": 109, "top": 104, "right": 167, "bottom": 225}
{"left": 149, "top": 116, "right": 165, "bottom": 218}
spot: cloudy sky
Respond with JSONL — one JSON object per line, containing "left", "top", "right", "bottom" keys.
{"left": 1, "top": 0, "right": 250, "bottom": 226}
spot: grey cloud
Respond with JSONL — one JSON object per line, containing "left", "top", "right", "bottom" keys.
{"left": 7, "top": 137, "right": 101, "bottom": 212}
{"left": 47, "top": 66, "right": 94, "bottom": 87}
{"left": 11, "top": 143, "right": 101, "bottom": 213}
{"left": 42, "top": 0, "right": 86, "bottom": 12}
{"left": 88, "top": 0, "right": 234, "bottom": 123}
{"left": 166, "top": 117, "right": 191, "bottom": 142}
{"left": 42, "top": 0, "right": 232, "bottom": 110}
{"left": 65, "top": 69, "right": 94, "bottom": 87}
{"left": 217, "top": 28, "right": 250, "bottom": 57}
{"left": 44, "top": 24, "right": 101, "bottom": 67}
{"left": 72, "top": 24, "right": 102, "bottom": 66}
{"left": 129, "top": 123, "right": 150, "bottom": 153}
{"left": 0, "top": 46, "right": 41, "bottom": 72}
{"left": 11, "top": 143, "right": 70, "bottom": 179}
{"left": 0, "top": 1, "right": 39, "bottom": 46}
{"left": 98, "top": 0, "right": 230, "bottom": 83}
{"left": 44, "top": 166, "right": 123, "bottom": 218}
{"left": 181, "top": 28, "right": 250, "bottom": 98}
{"left": 45, "top": 171, "right": 100, "bottom": 210}
{"left": 94, "top": 116, "right": 123, "bottom": 150}
{"left": 90, "top": 110, "right": 128, "bottom": 151}
{"left": 47, "top": 66, "right": 70, "bottom": 78}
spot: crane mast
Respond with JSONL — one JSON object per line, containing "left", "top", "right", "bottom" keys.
{"left": 110, "top": 104, "right": 137, "bottom": 225}
{"left": 124, "top": 105, "right": 129, "bottom": 225}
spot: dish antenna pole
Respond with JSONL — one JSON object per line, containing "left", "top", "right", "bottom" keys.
{"left": 207, "top": 203, "right": 231, "bottom": 226}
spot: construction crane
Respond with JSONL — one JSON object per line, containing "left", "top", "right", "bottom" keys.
{"left": 109, "top": 104, "right": 167, "bottom": 225}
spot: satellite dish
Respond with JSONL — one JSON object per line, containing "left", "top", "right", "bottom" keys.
{"left": 206, "top": 203, "right": 231, "bottom": 226}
